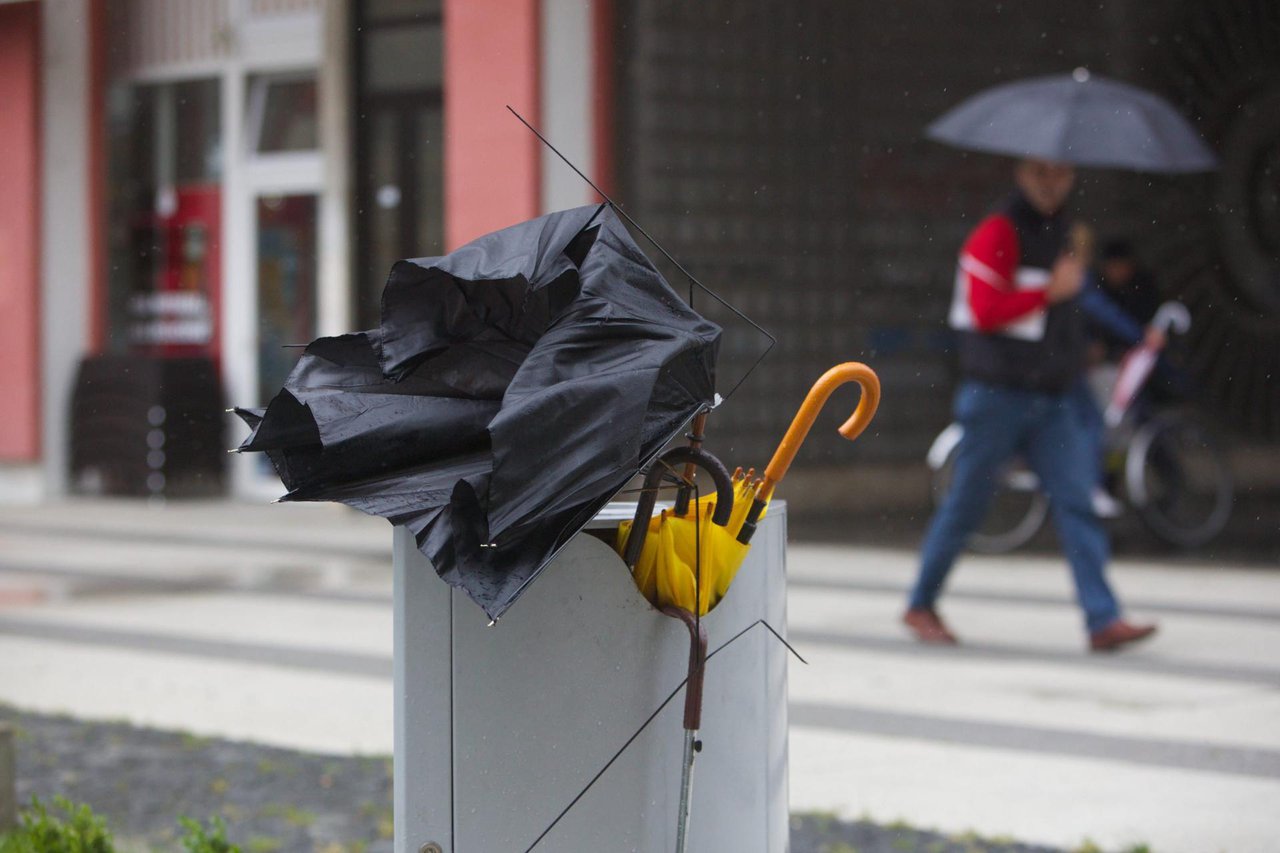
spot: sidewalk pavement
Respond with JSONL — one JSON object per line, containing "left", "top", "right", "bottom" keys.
{"left": 2, "top": 498, "right": 1279, "bottom": 852}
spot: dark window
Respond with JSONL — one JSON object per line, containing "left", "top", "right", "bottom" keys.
{"left": 351, "top": 0, "right": 445, "bottom": 328}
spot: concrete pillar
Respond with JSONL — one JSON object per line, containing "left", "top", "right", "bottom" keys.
{"left": 540, "top": 0, "right": 594, "bottom": 213}
{"left": 41, "top": 0, "right": 94, "bottom": 498}
{"left": 318, "top": 0, "right": 353, "bottom": 338}
{"left": 539, "top": 0, "right": 615, "bottom": 212}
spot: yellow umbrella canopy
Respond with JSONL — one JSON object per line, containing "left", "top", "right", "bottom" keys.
{"left": 616, "top": 445, "right": 738, "bottom": 616}
{"left": 618, "top": 472, "right": 760, "bottom": 616}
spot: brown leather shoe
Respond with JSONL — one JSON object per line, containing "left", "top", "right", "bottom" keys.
{"left": 1090, "top": 619, "right": 1157, "bottom": 652}
{"left": 903, "top": 608, "right": 959, "bottom": 645}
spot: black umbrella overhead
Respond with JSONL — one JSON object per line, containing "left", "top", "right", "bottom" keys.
{"left": 926, "top": 68, "right": 1219, "bottom": 173}
{"left": 236, "top": 203, "right": 722, "bottom": 620}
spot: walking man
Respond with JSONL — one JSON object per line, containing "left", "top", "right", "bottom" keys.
{"left": 904, "top": 158, "right": 1157, "bottom": 652}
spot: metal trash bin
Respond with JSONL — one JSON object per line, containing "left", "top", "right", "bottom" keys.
{"left": 393, "top": 503, "right": 790, "bottom": 852}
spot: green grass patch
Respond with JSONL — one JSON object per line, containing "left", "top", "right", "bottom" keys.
{"left": 0, "top": 796, "right": 115, "bottom": 853}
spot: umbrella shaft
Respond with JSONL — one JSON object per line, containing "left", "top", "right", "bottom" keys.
{"left": 675, "top": 729, "right": 699, "bottom": 853}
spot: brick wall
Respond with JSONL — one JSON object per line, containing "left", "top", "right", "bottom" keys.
{"left": 614, "top": 0, "right": 1280, "bottom": 481}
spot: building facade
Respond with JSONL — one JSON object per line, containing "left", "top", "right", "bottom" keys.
{"left": 3, "top": 0, "right": 1277, "bottom": 515}
{"left": 1, "top": 0, "right": 610, "bottom": 502}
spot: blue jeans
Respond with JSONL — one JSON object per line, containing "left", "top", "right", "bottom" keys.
{"left": 910, "top": 381, "right": 1121, "bottom": 633}
{"left": 1066, "top": 377, "right": 1105, "bottom": 488}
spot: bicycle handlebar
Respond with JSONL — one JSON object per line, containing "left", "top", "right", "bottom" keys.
{"left": 1151, "top": 301, "right": 1191, "bottom": 336}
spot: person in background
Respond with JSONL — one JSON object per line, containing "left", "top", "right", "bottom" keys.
{"left": 1074, "top": 237, "right": 1169, "bottom": 516}
{"left": 1093, "top": 239, "right": 1161, "bottom": 348}
{"left": 903, "top": 158, "right": 1157, "bottom": 653}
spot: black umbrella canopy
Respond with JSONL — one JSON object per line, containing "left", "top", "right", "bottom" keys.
{"left": 926, "top": 68, "right": 1219, "bottom": 173}
{"left": 236, "top": 204, "right": 722, "bottom": 620}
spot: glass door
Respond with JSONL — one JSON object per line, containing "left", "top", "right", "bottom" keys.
{"left": 255, "top": 193, "right": 318, "bottom": 401}
{"left": 226, "top": 67, "right": 325, "bottom": 497}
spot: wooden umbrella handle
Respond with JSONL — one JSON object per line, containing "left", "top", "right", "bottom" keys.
{"left": 622, "top": 446, "right": 735, "bottom": 570}
{"left": 760, "top": 362, "right": 881, "bottom": 497}
{"left": 662, "top": 606, "right": 708, "bottom": 731}
{"left": 735, "top": 362, "right": 880, "bottom": 546}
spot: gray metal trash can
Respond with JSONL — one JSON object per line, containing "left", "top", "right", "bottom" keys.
{"left": 393, "top": 503, "right": 790, "bottom": 852}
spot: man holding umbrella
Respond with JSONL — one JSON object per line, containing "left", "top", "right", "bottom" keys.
{"left": 904, "top": 69, "right": 1217, "bottom": 651}
{"left": 905, "top": 157, "right": 1157, "bottom": 652}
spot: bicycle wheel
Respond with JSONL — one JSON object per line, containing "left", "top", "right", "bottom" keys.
{"left": 931, "top": 444, "right": 1049, "bottom": 554}
{"left": 1125, "top": 413, "right": 1233, "bottom": 548}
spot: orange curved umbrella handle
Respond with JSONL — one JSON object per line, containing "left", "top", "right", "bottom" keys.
{"left": 760, "top": 362, "right": 881, "bottom": 497}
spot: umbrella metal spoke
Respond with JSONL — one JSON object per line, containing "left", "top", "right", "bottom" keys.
{"left": 507, "top": 105, "right": 776, "bottom": 402}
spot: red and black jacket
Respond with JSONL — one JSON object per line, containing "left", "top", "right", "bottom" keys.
{"left": 947, "top": 192, "right": 1086, "bottom": 393}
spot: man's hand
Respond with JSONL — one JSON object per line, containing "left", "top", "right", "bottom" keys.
{"left": 1143, "top": 325, "right": 1167, "bottom": 351}
{"left": 1045, "top": 253, "right": 1085, "bottom": 303}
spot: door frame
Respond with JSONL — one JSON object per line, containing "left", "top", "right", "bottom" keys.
{"left": 223, "top": 66, "right": 333, "bottom": 500}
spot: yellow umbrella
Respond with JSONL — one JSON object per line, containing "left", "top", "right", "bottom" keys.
{"left": 616, "top": 445, "right": 739, "bottom": 615}
{"left": 618, "top": 361, "right": 881, "bottom": 613}
{"left": 613, "top": 362, "right": 880, "bottom": 853}
{"left": 618, "top": 471, "right": 759, "bottom": 615}
{"left": 613, "top": 442, "right": 736, "bottom": 853}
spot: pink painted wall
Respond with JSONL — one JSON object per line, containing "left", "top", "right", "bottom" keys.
{"left": 443, "top": 0, "right": 541, "bottom": 250}
{"left": 0, "top": 2, "right": 41, "bottom": 461}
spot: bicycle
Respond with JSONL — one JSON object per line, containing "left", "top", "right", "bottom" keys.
{"left": 927, "top": 302, "right": 1234, "bottom": 553}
